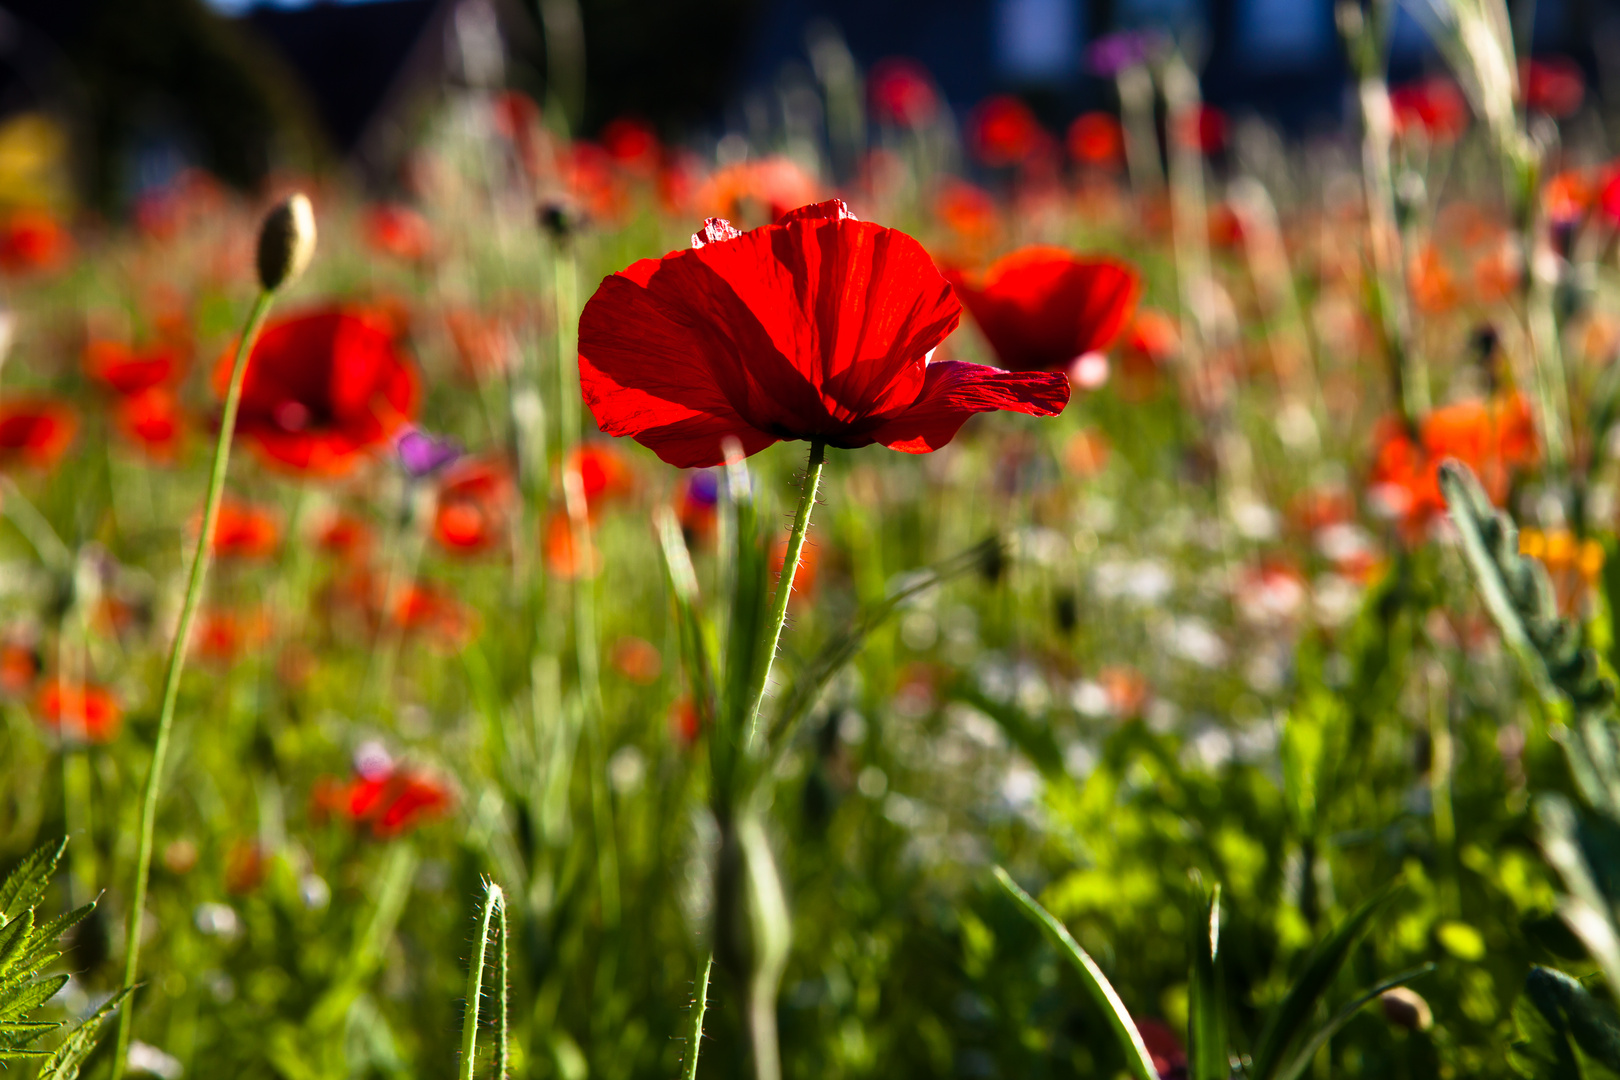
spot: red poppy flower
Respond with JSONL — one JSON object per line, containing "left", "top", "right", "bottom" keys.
{"left": 565, "top": 443, "right": 635, "bottom": 514}
{"left": 0, "top": 638, "right": 38, "bottom": 697}
{"left": 386, "top": 580, "right": 476, "bottom": 649}
{"left": 611, "top": 636, "right": 663, "bottom": 683}
{"left": 114, "top": 388, "right": 184, "bottom": 461}
{"left": 222, "top": 306, "right": 419, "bottom": 476}
{"left": 869, "top": 58, "right": 939, "bottom": 127}
{"left": 601, "top": 117, "right": 661, "bottom": 171}
{"left": 0, "top": 399, "right": 76, "bottom": 471}
{"left": 432, "top": 456, "right": 513, "bottom": 555}
{"left": 34, "top": 677, "right": 121, "bottom": 743}
{"left": 1391, "top": 78, "right": 1470, "bottom": 143}
{"left": 313, "top": 763, "right": 453, "bottom": 839}
{"left": 945, "top": 247, "right": 1140, "bottom": 373}
{"left": 364, "top": 204, "right": 433, "bottom": 262}
{"left": 200, "top": 500, "right": 279, "bottom": 559}
{"left": 1521, "top": 57, "right": 1584, "bottom": 118}
{"left": 967, "top": 95, "right": 1042, "bottom": 167}
{"left": 1067, "top": 111, "right": 1124, "bottom": 166}
{"left": 579, "top": 200, "right": 1069, "bottom": 468}
{"left": 315, "top": 510, "right": 373, "bottom": 562}
{"left": 192, "top": 607, "right": 269, "bottom": 665}
{"left": 85, "top": 341, "right": 184, "bottom": 396}
{"left": 0, "top": 209, "right": 70, "bottom": 273}
{"left": 1368, "top": 393, "right": 1537, "bottom": 534}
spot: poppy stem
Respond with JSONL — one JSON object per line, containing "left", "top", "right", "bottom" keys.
{"left": 110, "top": 288, "right": 277, "bottom": 1080}
{"left": 457, "top": 882, "right": 507, "bottom": 1080}
{"left": 679, "top": 952, "right": 714, "bottom": 1080}
{"left": 745, "top": 439, "right": 826, "bottom": 749}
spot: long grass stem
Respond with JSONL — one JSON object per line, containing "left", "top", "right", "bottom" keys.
{"left": 109, "top": 288, "right": 275, "bottom": 1080}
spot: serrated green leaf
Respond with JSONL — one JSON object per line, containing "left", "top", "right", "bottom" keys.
{"left": 1188, "top": 882, "right": 1227, "bottom": 1080}
{"left": 1250, "top": 881, "right": 1401, "bottom": 1080}
{"left": 0, "top": 839, "right": 66, "bottom": 925}
{"left": 993, "top": 866, "right": 1161, "bottom": 1080}
{"left": 25, "top": 902, "right": 94, "bottom": 966}
{"left": 0, "top": 973, "right": 68, "bottom": 1020}
{"left": 0, "top": 909, "right": 32, "bottom": 977}
{"left": 0, "top": 1046, "right": 51, "bottom": 1060}
{"left": 38, "top": 986, "right": 131, "bottom": 1080}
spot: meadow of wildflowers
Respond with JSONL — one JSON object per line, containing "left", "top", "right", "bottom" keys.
{"left": 4, "top": 1, "right": 1620, "bottom": 1078}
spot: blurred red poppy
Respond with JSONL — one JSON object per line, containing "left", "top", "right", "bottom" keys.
{"left": 696, "top": 158, "right": 820, "bottom": 225}
{"left": 200, "top": 500, "right": 279, "bottom": 560}
{"left": 114, "top": 388, "right": 185, "bottom": 461}
{"left": 669, "top": 694, "right": 702, "bottom": 745}
{"left": 1521, "top": 56, "right": 1584, "bottom": 118}
{"left": 364, "top": 204, "right": 433, "bottom": 262}
{"left": 946, "top": 247, "right": 1140, "bottom": 373}
{"left": 1067, "top": 111, "right": 1124, "bottom": 166}
{"left": 313, "top": 763, "right": 453, "bottom": 839}
{"left": 579, "top": 200, "right": 1069, "bottom": 468}
{"left": 0, "top": 638, "right": 39, "bottom": 697}
{"left": 192, "top": 607, "right": 269, "bottom": 665}
{"left": 1368, "top": 393, "right": 1537, "bottom": 534}
{"left": 85, "top": 340, "right": 184, "bottom": 396}
{"left": 432, "top": 456, "right": 513, "bottom": 555}
{"left": 565, "top": 442, "right": 635, "bottom": 514}
{"left": 387, "top": 580, "right": 477, "bottom": 649}
{"left": 611, "top": 636, "right": 663, "bottom": 683}
{"left": 1391, "top": 77, "right": 1470, "bottom": 143}
{"left": 0, "top": 400, "right": 76, "bottom": 471}
{"left": 315, "top": 510, "right": 373, "bottom": 562}
{"left": 34, "top": 677, "right": 121, "bottom": 743}
{"left": 601, "top": 117, "right": 661, "bottom": 171}
{"left": 221, "top": 306, "right": 419, "bottom": 476}
{"left": 967, "top": 95, "right": 1042, "bottom": 167}
{"left": 0, "top": 208, "right": 70, "bottom": 273}
{"left": 869, "top": 58, "right": 939, "bottom": 127}
{"left": 543, "top": 509, "right": 597, "bottom": 579}
{"left": 1173, "top": 104, "right": 1226, "bottom": 154}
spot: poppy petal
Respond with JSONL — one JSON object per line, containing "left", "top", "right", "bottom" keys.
{"left": 867, "top": 360, "right": 1070, "bottom": 453}
{"left": 948, "top": 248, "right": 1140, "bottom": 372}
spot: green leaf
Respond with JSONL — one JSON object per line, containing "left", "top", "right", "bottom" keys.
{"left": 1250, "top": 881, "right": 1401, "bottom": 1080}
{"left": 1273, "top": 966, "right": 1434, "bottom": 1080}
{"left": 0, "top": 973, "right": 68, "bottom": 1021}
{"left": 1188, "top": 882, "right": 1227, "bottom": 1080}
{"left": 1510, "top": 967, "right": 1620, "bottom": 1079}
{"left": 0, "top": 909, "right": 33, "bottom": 976}
{"left": 38, "top": 986, "right": 131, "bottom": 1080}
{"left": 993, "top": 866, "right": 1161, "bottom": 1080}
{"left": 0, "top": 839, "right": 66, "bottom": 925}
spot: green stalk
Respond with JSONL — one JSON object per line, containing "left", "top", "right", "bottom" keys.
{"left": 110, "top": 289, "right": 276, "bottom": 1080}
{"left": 458, "top": 883, "right": 508, "bottom": 1080}
{"left": 680, "top": 953, "right": 714, "bottom": 1080}
{"left": 744, "top": 440, "right": 826, "bottom": 748}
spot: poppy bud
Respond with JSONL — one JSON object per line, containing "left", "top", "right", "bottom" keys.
{"left": 537, "top": 195, "right": 584, "bottom": 241}
{"left": 1380, "top": 986, "right": 1433, "bottom": 1031}
{"left": 256, "top": 193, "right": 316, "bottom": 292}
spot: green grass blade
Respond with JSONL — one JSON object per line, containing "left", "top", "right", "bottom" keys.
{"left": 1188, "top": 883, "right": 1226, "bottom": 1080}
{"left": 993, "top": 866, "right": 1161, "bottom": 1080}
{"left": 1250, "top": 881, "right": 1401, "bottom": 1080}
{"left": 1273, "top": 965, "right": 1434, "bottom": 1080}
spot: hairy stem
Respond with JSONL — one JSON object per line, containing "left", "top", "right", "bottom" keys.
{"left": 680, "top": 952, "right": 714, "bottom": 1080}
{"left": 458, "top": 883, "right": 507, "bottom": 1080}
{"left": 745, "top": 439, "right": 826, "bottom": 748}
{"left": 110, "top": 288, "right": 275, "bottom": 1080}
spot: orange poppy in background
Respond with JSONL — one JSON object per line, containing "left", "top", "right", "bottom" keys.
{"left": 611, "top": 636, "right": 663, "bottom": 683}
{"left": 432, "top": 456, "right": 514, "bottom": 555}
{"left": 770, "top": 534, "right": 820, "bottom": 606}
{"left": 695, "top": 157, "right": 820, "bottom": 225}
{"left": 315, "top": 509, "right": 373, "bottom": 563}
{"left": 543, "top": 508, "right": 597, "bottom": 579}
{"left": 0, "top": 208, "right": 70, "bottom": 273}
{"left": 364, "top": 204, "right": 433, "bottom": 262}
{"left": 192, "top": 607, "right": 269, "bottom": 665}
{"left": 222, "top": 306, "right": 419, "bottom": 476}
{"left": 945, "top": 246, "right": 1140, "bottom": 372}
{"left": 565, "top": 442, "right": 635, "bottom": 516}
{"left": 386, "top": 580, "right": 476, "bottom": 649}
{"left": 0, "top": 400, "right": 76, "bottom": 471}
{"left": 1408, "top": 245, "right": 1460, "bottom": 314}
{"left": 1368, "top": 393, "right": 1537, "bottom": 534}
{"left": 34, "top": 677, "right": 121, "bottom": 743}
{"left": 200, "top": 500, "right": 279, "bottom": 559}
